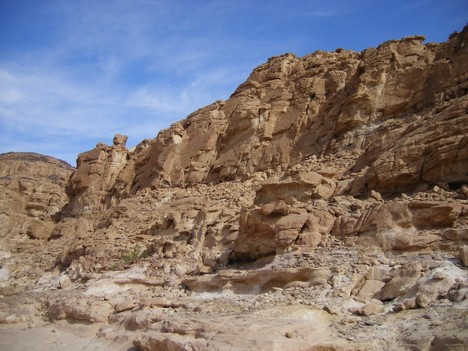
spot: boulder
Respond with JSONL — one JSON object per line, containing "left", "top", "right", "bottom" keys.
{"left": 183, "top": 267, "right": 331, "bottom": 294}
{"left": 255, "top": 171, "right": 336, "bottom": 204}
{"left": 354, "top": 280, "right": 386, "bottom": 301}
{"left": 409, "top": 201, "right": 462, "bottom": 227}
{"left": 375, "top": 263, "right": 422, "bottom": 301}
{"left": 48, "top": 296, "right": 113, "bottom": 323}
{"left": 233, "top": 205, "right": 334, "bottom": 261}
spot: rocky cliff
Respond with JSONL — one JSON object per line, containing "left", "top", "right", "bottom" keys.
{"left": 0, "top": 152, "right": 74, "bottom": 289}
{"left": 69, "top": 27, "right": 467, "bottom": 199}
{"left": 1, "top": 27, "right": 467, "bottom": 351}
{"left": 0, "top": 152, "right": 73, "bottom": 242}
{"left": 55, "top": 25, "right": 468, "bottom": 270}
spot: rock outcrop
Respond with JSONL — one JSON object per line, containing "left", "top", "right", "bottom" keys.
{"left": 65, "top": 134, "right": 131, "bottom": 217}
{"left": 1, "top": 26, "right": 468, "bottom": 351}
{"left": 0, "top": 153, "right": 74, "bottom": 291}
{"left": 0, "top": 152, "right": 73, "bottom": 242}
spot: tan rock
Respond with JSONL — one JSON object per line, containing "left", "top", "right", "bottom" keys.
{"left": 113, "top": 134, "right": 128, "bottom": 146}
{"left": 260, "top": 200, "right": 290, "bottom": 216}
{"left": 65, "top": 135, "right": 131, "bottom": 217}
{"left": 109, "top": 310, "right": 162, "bottom": 331}
{"left": 332, "top": 201, "right": 419, "bottom": 250}
{"left": 233, "top": 205, "right": 308, "bottom": 261}
{"left": 0, "top": 153, "right": 73, "bottom": 244}
{"left": 415, "top": 293, "right": 433, "bottom": 308}
{"left": 114, "top": 300, "right": 137, "bottom": 313}
{"left": 48, "top": 297, "right": 113, "bottom": 323}
{"left": 183, "top": 267, "right": 331, "bottom": 294}
{"left": 134, "top": 334, "right": 207, "bottom": 351}
{"left": 460, "top": 245, "right": 468, "bottom": 266}
{"left": 27, "top": 219, "right": 55, "bottom": 240}
{"left": 375, "top": 263, "right": 422, "bottom": 301}
{"left": 364, "top": 266, "right": 393, "bottom": 282}
{"left": 275, "top": 212, "right": 310, "bottom": 247}
{"left": 298, "top": 209, "right": 335, "bottom": 248}
{"left": 369, "top": 190, "right": 383, "bottom": 202}
{"left": 53, "top": 25, "right": 467, "bottom": 204}
{"left": 357, "top": 300, "right": 385, "bottom": 316}
{"left": 409, "top": 201, "right": 462, "bottom": 227}
{"left": 355, "top": 280, "right": 386, "bottom": 300}
{"left": 255, "top": 172, "right": 336, "bottom": 204}
{"left": 58, "top": 275, "right": 72, "bottom": 289}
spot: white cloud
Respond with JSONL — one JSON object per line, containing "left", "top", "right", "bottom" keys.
{"left": 0, "top": 55, "right": 250, "bottom": 165}
{"left": 0, "top": 67, "right": 110, "bottom": 134}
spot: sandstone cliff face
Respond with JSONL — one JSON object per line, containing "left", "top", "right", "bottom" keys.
{"left": 62, "top": 27, "right": 467, "bottom": 222}
{"left": 65, "top": 134, "right": 131, "bottom": 217}
{"left": 50, "top": 26, "right": 468, "bottom": 267}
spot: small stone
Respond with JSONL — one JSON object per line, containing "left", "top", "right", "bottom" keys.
{"left": 355, "top": 280, "right": 385, "bottom": 300}
{"left": 370, "top": 190, "right": 383, "bottom": 202}
{"left": 403, "top": 297, "right": 417, "bottom": 310}
{"left": 423, "top": 311, "right": 438, "bottom": 320}
{"left": 163, "top": 263, "right": 171, "bottom": 274}
{"left": 459, "top": 246, "right": 468, "bottom": 267}
{"left": 358, "top": 301, "right": 384, "bottom": 316}
{"left": 364, "top": 320, "right": 378, "bottom": 326}
{"left": 198, "top": 265, "right": 213, "bottom": 274}
{"left": 460, "top": 185, "right": 468, "bottom": 198}
{"left": 115, "top": 300, "right": 137, "bottom": 313}
{"left": 416, "top": 293, "right": 433, "bottom": 308}
{"left": 59, "top": 275, "right": 72, "bottom": 289}
{"left": 323, "top": 305, "right": 339, "bottom": 315}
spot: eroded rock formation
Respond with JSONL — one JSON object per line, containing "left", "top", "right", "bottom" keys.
{"left": 64, "top": 27, "right": 467, "bottom": 206}
{"left": 0, "top": 152, "right": 73, "bottom": 242}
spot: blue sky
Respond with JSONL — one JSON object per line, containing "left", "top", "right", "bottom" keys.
{"left": 1, "top": 0, "right": 467, "bottom": 166}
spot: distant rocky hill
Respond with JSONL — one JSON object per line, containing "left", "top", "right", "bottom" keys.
{"left": 0, "top": 152, "right": 73, "bottom": 241}
{"left": 0, "top": 26, "right": 467, "bottom": 351}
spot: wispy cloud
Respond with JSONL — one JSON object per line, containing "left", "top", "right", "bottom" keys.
{"left": 401, "top": 0, "right": 433, "bottom": 11}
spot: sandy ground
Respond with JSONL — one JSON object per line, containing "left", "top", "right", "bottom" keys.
{"left": 0, "top": 322, "right": 134, "bottom": 351}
